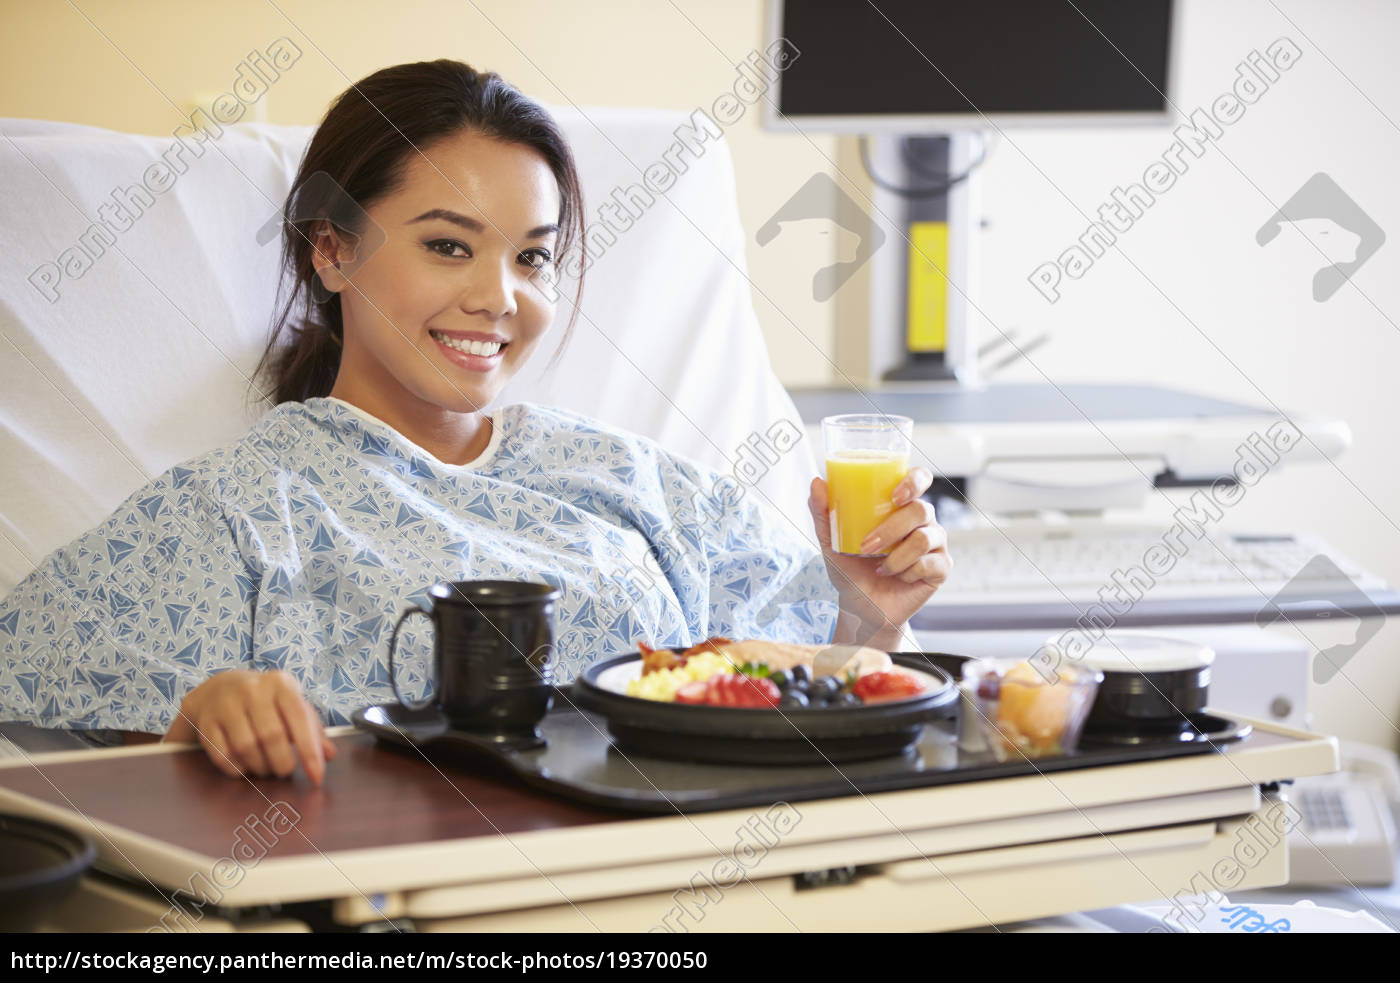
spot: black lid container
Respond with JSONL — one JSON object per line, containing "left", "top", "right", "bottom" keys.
{"left": 1058, "top": 632, "right": 1215, "bottom": 736}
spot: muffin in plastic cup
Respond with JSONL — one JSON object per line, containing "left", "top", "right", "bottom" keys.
{"left": 961, "top": 658, "right": 1103, "bottom": 761}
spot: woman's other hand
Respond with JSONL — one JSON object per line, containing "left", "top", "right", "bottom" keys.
{"left": 808, "top": 468, "right": 952, "bottom": 649}
{"left": 163, "top": 670, "right": 337, "bottom": 785}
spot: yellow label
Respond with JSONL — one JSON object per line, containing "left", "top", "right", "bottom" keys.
{"left": 825, "top": 450, "right": 909, "bottom": 555}
{"left": 907, "top": 221, "right": 949, "bottom": 353}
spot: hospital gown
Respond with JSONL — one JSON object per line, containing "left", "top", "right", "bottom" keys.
{"left": 0, "top": 397, "right": 839, "bottom": 734}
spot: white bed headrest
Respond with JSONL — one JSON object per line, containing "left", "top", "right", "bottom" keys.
{"left": 0, "top": 109, "right": 816, "bottom": 594}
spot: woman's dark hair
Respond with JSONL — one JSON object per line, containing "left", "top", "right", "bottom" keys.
{"left": 252, "top": 59, "right": 585, "bottom": 406}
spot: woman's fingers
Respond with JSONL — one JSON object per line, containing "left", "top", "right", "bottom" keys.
{"left": 175, "top": 669, "right": 332, "bottom": 784}
{"left": 889, "top": 548, "right": 953, "bottom": 586}
{"left": 223, "top": 707, "right": 275, "bottom": 776}
{"left": 163, "top": 711, "right": 195, "bottom": 745}
{"left": 881, "top": 526, "right": 952, "bottom": 583}
{"left": 197, "top": 721, "right": 245, "bottom": 778}
{"left": 879, "top": 522, "right": 937, "bottom": 569}
{"left": 276, "top": 685, "right": 329, "bottom": 786}
{"left": 248, "top": 700, "right": 298, "bottom": 778}
{"left": 165, "top": 685, "right": 210, "bottom": 744}
{"left": 891, "top": 467, "right": 934, "bottom": 507}
{"left": 861, "top": 498, "right": 943, "bottom": 555}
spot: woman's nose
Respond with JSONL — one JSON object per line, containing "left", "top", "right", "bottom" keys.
{"left": 459, "top": 256, "right": 519, "bottom": 320}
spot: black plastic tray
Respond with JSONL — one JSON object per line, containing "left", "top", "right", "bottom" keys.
{"left": 351, "top": 653, "right": 1252, "bottom": 815}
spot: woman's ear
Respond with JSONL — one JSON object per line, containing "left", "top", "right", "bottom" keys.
{"left": 309, "top": 220, "right": 350, "bottom": 297}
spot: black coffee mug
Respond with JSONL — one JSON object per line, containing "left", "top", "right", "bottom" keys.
{"left": 388, "top": 580, "right": 559, "bottom": 747}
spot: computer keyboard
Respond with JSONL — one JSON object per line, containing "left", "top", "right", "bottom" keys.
{"left": 935, "top": 521, "right": 1385, "bottom": 607}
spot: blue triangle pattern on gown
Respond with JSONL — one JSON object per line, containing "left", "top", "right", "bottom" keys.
{"left": 0, "top": 399, "right": 840, "bottom": 733}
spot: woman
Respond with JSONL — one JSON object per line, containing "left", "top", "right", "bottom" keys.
{"left": 0, "top": 60, "right": 949, "bottom": 783}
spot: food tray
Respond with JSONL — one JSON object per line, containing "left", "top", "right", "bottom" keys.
{"left": 352, "top": 653, "right": 1251, "bottom": 814}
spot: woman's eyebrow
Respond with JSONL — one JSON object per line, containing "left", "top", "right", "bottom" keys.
{"left": 407, "top": 207, "right": 558, "bottom": 238}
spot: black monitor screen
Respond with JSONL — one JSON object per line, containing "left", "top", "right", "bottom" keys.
{"left": 775, "top": 1, "right": 1173, "bottom": 117}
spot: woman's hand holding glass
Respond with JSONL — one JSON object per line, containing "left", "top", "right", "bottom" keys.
{"left": 809, "top": 466, "right": 952, "bottom": 649}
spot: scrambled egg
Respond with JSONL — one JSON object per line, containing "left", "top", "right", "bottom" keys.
{"left": 625, "top": 652, "right": 735, "bottom": 701}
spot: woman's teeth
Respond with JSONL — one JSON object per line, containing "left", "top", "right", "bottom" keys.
{"left": 431, "top": 331, "right": 503, "bottom": 357}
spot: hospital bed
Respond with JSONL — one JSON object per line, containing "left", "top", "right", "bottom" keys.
{"left": 0, "top": 110, "right": 1345, "bottom": 932}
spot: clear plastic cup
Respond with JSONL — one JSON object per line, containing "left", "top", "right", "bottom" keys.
{"left": 960, "top": 657, "right": 1103, "bottom": 761}
{"left": 822, "top": 414, "right": 913, "bottom": 557}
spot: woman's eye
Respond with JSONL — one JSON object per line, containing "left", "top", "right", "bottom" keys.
{"left": 521, "top": 249, "right": 553, "bottom": 270}
{"left": 425, "top": 240, "right": 551, "bottom": 269}
{"left": 427, "top": 239, "right": 468, "bottom": 259}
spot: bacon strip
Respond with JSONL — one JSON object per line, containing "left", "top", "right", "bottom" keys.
{"left": 638, "top": 636, "right": 733, "bottom": 676}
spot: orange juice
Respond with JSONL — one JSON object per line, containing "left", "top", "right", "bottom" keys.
{"left": 825, "top": 449, "right": 909, "bottom": 555}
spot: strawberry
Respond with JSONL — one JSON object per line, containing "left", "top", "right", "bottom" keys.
{"left": 673, "top": 674, "right": 781, "bottom": 708}
{"left": 674, "top": 681, "right": 711, "bottom": 705}
{"left": 852, "top": 669, "right": 927, "bottom": 704}
{"left": 713, "top": 674, "right": 781, "bottom": 708}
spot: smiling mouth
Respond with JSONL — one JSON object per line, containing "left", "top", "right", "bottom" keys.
{"left": 429, "top": 330, "right": 507, "bottom": 357}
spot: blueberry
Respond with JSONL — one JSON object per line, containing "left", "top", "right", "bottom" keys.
{"left": 790, "top": 665, "right": 811, "bottom": 686}
{"left": 779, "top": 690, "right": 809, "bottom": 710}
{"left": 976, "top": 675, "right": 1000, "bottom": 701}
{"left": 839, "top": 691, "right": 862, "bottom": 707}
{"left": 814, "top": 676, "right": 843, "bottom": 701}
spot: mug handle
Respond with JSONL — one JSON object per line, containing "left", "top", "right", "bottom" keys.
{"left": 388, "top": 604, "right": 435, "bottom": 710}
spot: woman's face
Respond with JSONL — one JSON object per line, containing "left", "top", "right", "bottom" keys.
{"left": 317, "top": 128, "right": 561, "bottom": 416}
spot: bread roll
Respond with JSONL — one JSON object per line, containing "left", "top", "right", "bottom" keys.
{"left": 716, "top": 640, "right": 890, "bottom": 678}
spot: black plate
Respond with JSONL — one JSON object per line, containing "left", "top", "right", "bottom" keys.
{"left": 1079, "top": 712, "right": 1252, "bottom": 748}
{"left": 570, "top": 653, "right": 959, "bottom": 765}
{"left": 0, "top": 813, "right": 96, "bottom": 932}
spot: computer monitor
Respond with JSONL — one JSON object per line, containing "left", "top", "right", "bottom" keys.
{"left": 763, "top": 0, "right": 1178, "bottom": 133}
{"left": 760, "top": 1, "right": 1179, "bottom": 385}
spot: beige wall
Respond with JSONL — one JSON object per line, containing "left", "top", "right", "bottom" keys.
{"left": 6, "top": 0, "right": 1400, "bottom": 749}
{"left": 0, "top": 0, "right": 851, "bottom": 388}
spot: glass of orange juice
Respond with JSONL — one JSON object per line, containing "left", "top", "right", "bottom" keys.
{"left": 822, "top": 414, "right": 913, "bottom": 556}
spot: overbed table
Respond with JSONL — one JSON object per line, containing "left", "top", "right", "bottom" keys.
{"left": 0, "top": 716, "right": 1338, "bottom": 933}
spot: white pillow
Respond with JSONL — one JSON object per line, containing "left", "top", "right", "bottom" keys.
{"left": 0, "top": 110, "right": 817, "bottom": 595}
